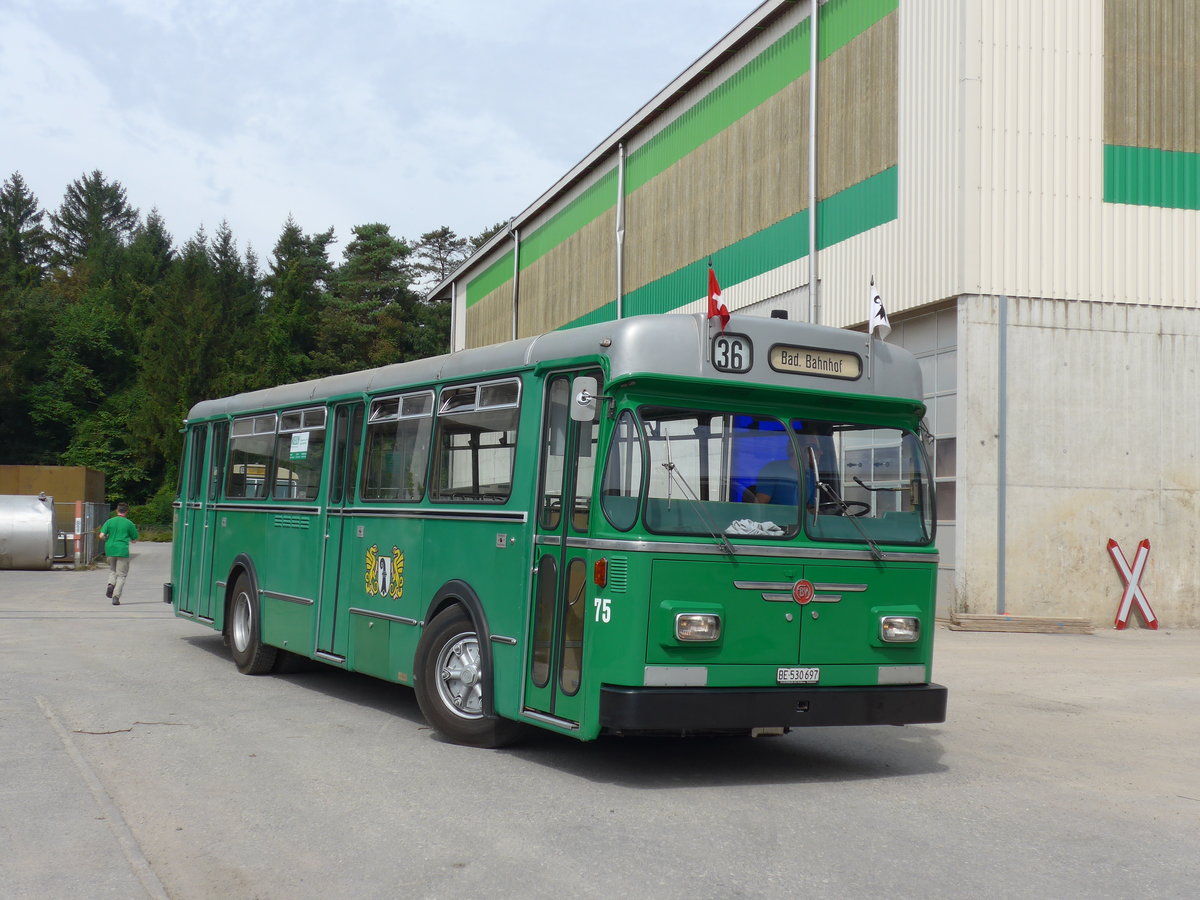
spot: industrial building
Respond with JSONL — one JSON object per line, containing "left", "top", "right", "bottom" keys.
{"left": 431, "top": 0, "right": 1200, "bottom": 626}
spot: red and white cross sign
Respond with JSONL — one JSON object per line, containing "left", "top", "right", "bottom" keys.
{"left": 1107, "top": 538, "right": 1158, "bottom": 630}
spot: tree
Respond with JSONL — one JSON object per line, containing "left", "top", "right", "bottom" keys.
{"left": 128, "top": 228, "right": 218, "bottom": 468}
{"left": 311, "top": 223, "right": 418, "bottom": 375}
{"left": 258, "top": 217, "right": 335, "bottom": 385}
{"left": 469, "top": 220, "right": 508, "bottom": 253}
{"left": 412, "top": 226, "right": 468, "bottom": 294}
{"left": 208, "top": 221, "right": 266, "bottom": 395}
{"left": 49, "top": 169, "right": 139, "bottom": 266}
{"left": 0, "top": 174, "right": 53, "bottom": 431}
{"left": 0, "top": 172, "right": 52, "bottom": 289}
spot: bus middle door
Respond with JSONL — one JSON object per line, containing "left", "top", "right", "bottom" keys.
{"left": 524, "top": 371, "right": 601, "bottom": 728}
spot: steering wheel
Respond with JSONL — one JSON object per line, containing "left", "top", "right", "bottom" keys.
{"left": 815, "top": 500, "right": 871, "bottom": 517}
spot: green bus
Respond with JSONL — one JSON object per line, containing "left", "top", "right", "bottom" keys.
{"left": 168, "top": 313, "right": 946, "bottom": 746}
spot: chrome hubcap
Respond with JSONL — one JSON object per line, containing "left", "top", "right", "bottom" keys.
{"left": 232, "top": 592, "right": 251, "bottom": 652}
{"left": 435, "top": 633, "right": 484, "bottom": 719}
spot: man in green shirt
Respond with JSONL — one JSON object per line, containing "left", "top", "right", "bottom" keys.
{"left": 98, "top": 503, "right": 139, "bottom": 606}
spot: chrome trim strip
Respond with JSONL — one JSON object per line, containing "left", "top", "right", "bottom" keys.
{"left": 490, "top": 635, "right": 518, "bottom": 645}
{"left": 534, "top": 535, "right": 563, "bottom": 546}
{"left": 215, "top": 580, "right": 226, "bottom": 589}
{"left": 348, "top": 607, "right": 418, "bottom": 626}
{"left": 760, "top": 592, "right": 842, "bottom": 603}
{"left": 260, "top": 590, "right": 314, "bottom": 606}
{"left": 177, "top": 609, "right": 196, "bottom": 618}
{"left": 212, "top": 503, "right": 322, "bottom": 514}
{"left": 328, "top": 507, "right": 528, "bottom": 523}
{"left": 315, "top": 651, "right": 347, "bottom": 664}
{"left": 198, "top": 615, "right": 215, "bottom": 624}
{"left": 561, "top": 537, "right": 937, "bottom": 563}
{"left": 521, "top": 709, "right": 580, "bottom": 730}
{"left": 735, "top": 580, "right": 867, "bottom": 592}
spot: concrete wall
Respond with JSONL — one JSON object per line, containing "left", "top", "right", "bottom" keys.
{"left": 958, "top": 295, "right": 1200, "bottom": 627}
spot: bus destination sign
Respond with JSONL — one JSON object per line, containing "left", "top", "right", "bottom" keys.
{"left": 769, "top": 344, "right": 862, "bottom": 380}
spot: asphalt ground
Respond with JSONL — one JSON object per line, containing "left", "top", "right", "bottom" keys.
{"left": 2, "top": 542, "right": 1198, "bottom": 899}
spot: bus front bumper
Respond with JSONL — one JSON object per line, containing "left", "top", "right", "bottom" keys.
{"left": 599, "top": 683, "right": 947, "bottom": 733}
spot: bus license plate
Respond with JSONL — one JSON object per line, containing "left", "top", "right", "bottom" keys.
{"left": 777, "top": 666, "right": 820, "bottom": 684}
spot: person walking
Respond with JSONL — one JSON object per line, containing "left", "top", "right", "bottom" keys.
{"left": 98, "top": 502, "right": 139, "bottom": 605}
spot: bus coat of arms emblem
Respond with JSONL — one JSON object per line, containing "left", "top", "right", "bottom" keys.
{"left": 364, "top": 544, "right": 404, "bottom": 599}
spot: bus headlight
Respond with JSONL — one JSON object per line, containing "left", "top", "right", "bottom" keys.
{"left": 880, "top": 616, "right": 920, "bottom": 643}
{"left": 676, "top": 613, "right": 721, "bottom": 642}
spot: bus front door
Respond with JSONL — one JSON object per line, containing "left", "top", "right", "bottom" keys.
{"left": 316, "top": 401, "right": 364, "bottom": 660}
{"left": 524, "top": 371, "right": 600, "bottom": 728}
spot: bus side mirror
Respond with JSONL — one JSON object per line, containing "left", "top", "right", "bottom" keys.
{"left": 571, "top": 376, "right": 600, "bottom": 422}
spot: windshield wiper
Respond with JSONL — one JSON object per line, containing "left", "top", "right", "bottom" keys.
{"left": 853, "top": 476, "right": 903, "bottom": 494}
{"left": 662, "top": 435, "right": 735, "bottom": 556}
{"left": 807, "top": 448, "right": 886, "bottom": 561}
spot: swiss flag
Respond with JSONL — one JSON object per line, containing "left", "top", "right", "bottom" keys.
{"left": 707, "top": 263, "right": 729, "bottom": 331}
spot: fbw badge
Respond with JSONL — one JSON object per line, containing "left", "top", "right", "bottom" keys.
{"left": 364, "top": 544, "right": 404, "bottom": 599}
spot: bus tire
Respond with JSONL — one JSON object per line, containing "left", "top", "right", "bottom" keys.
{"left": 228, "top": 572, "right": 277, "bottom": 675}
{"left": 414, "top": 606, "right": 522, "bottom": 748}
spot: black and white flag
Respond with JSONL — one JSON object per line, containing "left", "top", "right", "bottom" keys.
{"left": 869, "top": 278, "right": 891, "bottom": 340}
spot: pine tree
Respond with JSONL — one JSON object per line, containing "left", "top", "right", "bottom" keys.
{"left": 209, "top": 221, "right": 266, "bottom": 395}
{"left": 0, "top": 172, "right": 52, "bottom": 289}
{"left": 412, "top": 226, "right": 468, "bottom": 294}
{"left": 49, "top": 169, "right": 140, "bottom": 267}
{"left": 129, "top": 228, "right": 218, "bottom": 468}
{"left": 313, "top": 223, "right": 417, "bottom": 375}
{"left": 259, "top": 217, "right": 334, "bottom": 385}
{"left": 469, "top": 220, "right": 508, "bottom": 253}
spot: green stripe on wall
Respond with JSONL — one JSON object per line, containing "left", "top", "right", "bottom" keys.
{"left": 1104, "top": 143, "right": 1200, "bottom": 210}
{"left": 628, "top": 0, "right": 896, "bottom": 194}
{"left": 556, "top": 166, "right": 897, "bottom": 327}
{"left": 465, "top": 251, "right": 514, "bottom": 308}
{"left": 467, "top": 0, "right": 898, "bottom": 304}
{"left": 520, "top": 169, "right": 618, "bottom": 266}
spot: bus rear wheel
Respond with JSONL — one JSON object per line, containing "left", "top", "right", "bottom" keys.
{"left": 228, "top": 572, "right": 277, "bottom": 675}
{"left": 414, "top": 606, "right": 522, "bottom": 748}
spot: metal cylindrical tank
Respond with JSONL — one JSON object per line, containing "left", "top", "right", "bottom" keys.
{"left": 0, "top": 494, "right": 55, "bottom": 570}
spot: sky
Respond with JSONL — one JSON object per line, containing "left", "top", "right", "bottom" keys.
{"left": 2, "top": 0, "right": 756, "bottom": 264}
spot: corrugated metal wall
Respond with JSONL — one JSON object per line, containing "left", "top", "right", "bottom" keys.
{"left": 462, "top": 0, "right": 905, "bottom": 347}
{"left": 965, "top": 0, "right": 1200, "bottom": 307}
{"left": 460, "top": 0, "right": 1200, "bottom": 348}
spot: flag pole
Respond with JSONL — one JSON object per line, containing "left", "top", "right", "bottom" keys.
{"left": 867, "top": 275, "right": 874, "bottom": 381}
{"left": 705, "top": 258, "right": 713, "bottom": 366}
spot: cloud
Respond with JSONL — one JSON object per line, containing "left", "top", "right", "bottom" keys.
{"left": 4, "top": 0, "right": 753, "bottom": 262}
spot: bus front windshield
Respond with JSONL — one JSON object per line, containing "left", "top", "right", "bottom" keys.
{"left": 600, "top": 406, "right": 934, "bottom": 546}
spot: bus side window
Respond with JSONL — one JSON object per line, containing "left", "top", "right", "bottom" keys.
{"left": 273, "top": 407, "right": 327, "bottom": 501}
{"left": 431, "top": 379, "right": 521, "bottom": 503}
{"left": 362, "top": 392, "right": 433, "bottom": 502}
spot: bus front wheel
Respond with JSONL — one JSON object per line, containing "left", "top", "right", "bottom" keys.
{"left": 228, "top": 573, "right": 278, "bottom": 675}
{"left": 414, "top": 606, "right": 522, "bottom": 748}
